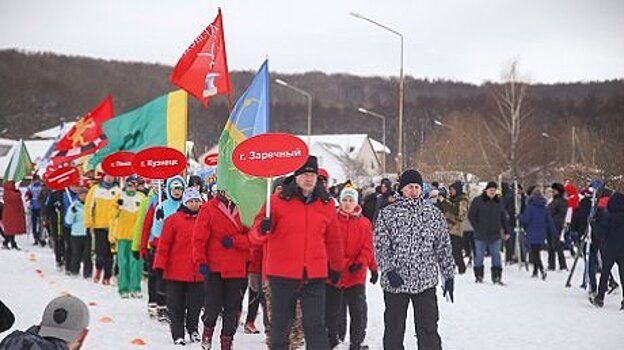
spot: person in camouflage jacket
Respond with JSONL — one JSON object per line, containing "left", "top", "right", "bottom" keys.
{"left": 374, "top": 169, "right": 454, "bottom": 350}
{"left": 437, "top": 181, "right": 469, "bottom": 274}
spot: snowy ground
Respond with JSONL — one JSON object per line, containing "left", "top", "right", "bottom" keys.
{"left": 1, "top": 234, "right": 622, "bottom": 350}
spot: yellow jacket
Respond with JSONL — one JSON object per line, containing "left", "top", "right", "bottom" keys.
{"left": 110, "top": 191, "right": 146, "bottom": 241}
{"left": 84, "top": 183, "right": 121, "bottom": 229}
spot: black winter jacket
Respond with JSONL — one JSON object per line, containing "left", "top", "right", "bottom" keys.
{"left": 468, "top": 193, "right": 509, "bottom": 242}
{"left": 0, "top": 326, "right": 68, "bottom": 350}
{"left": 548, "top": 194, "right": 568, "bottom": 231}
{"left": 604, "top": 193, "right": 624, "bottom": 259}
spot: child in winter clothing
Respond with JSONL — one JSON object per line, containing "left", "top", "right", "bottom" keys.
{"left": 328, "top": 186, "right": 378, "bottom": 350}
{"left": 110, "top": 177, "right": 146, "bottom": 298}
{"left": 154, "top": 188, "right": 205, "bottom": 345}
{"left": 64, "top": 187, "right": 93, "bottom": 278}
{"left": 520, "top": 189, "right": 558, "bottom": 279}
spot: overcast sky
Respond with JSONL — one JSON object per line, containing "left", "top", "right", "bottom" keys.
{"left": 1, "top": 0, "right": 622, "bottom": 84}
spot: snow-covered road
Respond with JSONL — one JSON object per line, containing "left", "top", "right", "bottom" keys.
{"left": 1, "top": 236, "right": 622, "bottom": 349}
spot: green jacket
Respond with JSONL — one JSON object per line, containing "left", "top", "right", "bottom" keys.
{"left": 438, "top": 193, "right": 469, "bottom": 237}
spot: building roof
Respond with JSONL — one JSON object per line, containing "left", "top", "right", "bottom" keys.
{"left": 31, "top": 122, "right": 76, "bottom": 139}
{"left": 296, "top": 134, "right": 390, "bottom": 155}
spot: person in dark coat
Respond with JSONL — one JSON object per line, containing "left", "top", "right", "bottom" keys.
{"left": 43, "top": 190, "right": 68, "bottom": 269}
{"left": 372, "top": 178, "right": 395, "bottom": 223}
{"left": 590, "top": 192, "right": 624, "bottom": 309}
{"left": 1, "top": 181, "right": 26, "bottom": 250}
{"left": 468, "top": 182, "right": 510, "bottom": 284}
{"left": 547, "top": 183, "right": 568, "bottom": 270}
{"left": 0, "top": 300, "right": 14, "bottom": 333}
{"left": 520, "top": 189, "right": 558, "bottom": 279}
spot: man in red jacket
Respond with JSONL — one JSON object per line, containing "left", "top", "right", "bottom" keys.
{"left": 251, "top": 155, "right": 345, "bottom": 350}
{"left": 192, "top": 189, "right": 250, "bottom": 350}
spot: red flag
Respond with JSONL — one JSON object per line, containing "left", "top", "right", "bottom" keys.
{"left": 51, "top": 95, "right": 114, "bottom": 163}
{"left": 170, "top": 8, "right": 232, "bottom": 106}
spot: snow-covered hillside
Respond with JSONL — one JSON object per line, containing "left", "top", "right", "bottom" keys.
{"left": 1, "top": 235, "right": 622, "bottom": 349}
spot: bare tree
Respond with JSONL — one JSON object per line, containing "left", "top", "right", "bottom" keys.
{"left": 483, "top": 61, "right": 533, "bottom": 181}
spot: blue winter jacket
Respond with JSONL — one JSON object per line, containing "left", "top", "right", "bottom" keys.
{"left": 149, "top": 176, "right": 185, "bottom": 242}
{"left": 64, "top": 201, "right": 86, "bottom": 237}
{"left": 520, "top": 195, "right": 557, "bottom": 245}
{"left": 61, "top": 190, "right": 78, "bottom": 229}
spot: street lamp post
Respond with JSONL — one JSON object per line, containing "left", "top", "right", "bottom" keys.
{"left": 350, "top": 11, "right": 405, "bottom": 173}
{"left": 357, "top": 107, "right": 387, "bottom": 174}
{"left": 275, "top": 79, "right": 312, "bottom": 146}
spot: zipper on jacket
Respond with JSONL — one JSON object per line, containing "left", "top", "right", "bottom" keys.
{"left": 303, "top": 202, "right": 308, "bottom": 283}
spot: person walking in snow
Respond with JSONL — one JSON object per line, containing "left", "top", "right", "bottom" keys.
{"left": 84, "top": 173, "right": 120, "bottom": 285}
{"left": 25, "top": 175, "right": 45, "bottom": 246}
{"left": 437, "top": 181, "right": 469, "bottom": 274}
{"left": 468, "top": 181, "right": 510, "bottom": 284}
{"left": 590, "top": 192, "right": 624, "bottom": 309}
{"left": 110, "top": 176, "right": 146, "bottom": 299}
{"left": 520, "top": 189, "right": 557, "bottom": 280}
{"left": 250, "top": 155, "right": 345, "bottom": 350}
{"left": 64, "top": 187, "right": 93, "bottom": 278}
{"left": 140, "top": 176, "right": 186, "bottom": 322}
{"left": 328, "top": 185, "right": 378, "bottom": 350}
{"left": 548, "top": 183, "right": 568, "bottom": 270}
{"left": 192, "top": 189, "right": 250, "bottom": 350}
{"left": 374, "top": 169, "right": 455, "bottom": 350}
{"left": 154, "top": 188, "right": 205, "bottom": 345}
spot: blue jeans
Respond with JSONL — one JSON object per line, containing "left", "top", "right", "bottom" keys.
{"left": 474, "top": 239, "right": 502, "bottom": 268}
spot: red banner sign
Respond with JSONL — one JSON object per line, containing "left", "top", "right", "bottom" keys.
{"left": 232, "top": 133, "right": 309, "bottom": 177}
{"left": 132, "top": 147, "right": 186, "bottom": 180}
{"left": 44, "top": 166, "right": 80, "bottom": 190}
{"left": 102, "top": 151, "right": 135, "bottom": 177}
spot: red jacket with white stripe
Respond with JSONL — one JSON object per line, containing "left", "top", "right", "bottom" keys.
{"left": 336, "top": 206, "right": 378, "bottom": 288}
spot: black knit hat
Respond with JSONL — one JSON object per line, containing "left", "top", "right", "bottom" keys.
{"left": 294, "top": 155, "right": 319, "bottom": 176}
{"left": 551, "top": 182, "right": 565, "bottom": 194}
{"left": 485, "top": 181, "right": 498, "bottom": 190}
{"left": 399, "top": 169, "right": 423, "bottom": 190}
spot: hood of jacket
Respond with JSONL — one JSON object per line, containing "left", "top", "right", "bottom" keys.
{"left": 528, "top": 194, "right": 547, "bottom": 207}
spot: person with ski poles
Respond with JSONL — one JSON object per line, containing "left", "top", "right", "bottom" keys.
{"left": 468, "top": 181, "right": 511, "bottom": 284}
{"left": 374, "top": 169, "right": 455, "bottom": 350}
{"left": 589, "top": 192, "right": 624, "bottom": 309}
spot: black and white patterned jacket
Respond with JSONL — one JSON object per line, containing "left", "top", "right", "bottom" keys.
{"left": 374, "top": 195, "right": 455, "bottom": 294}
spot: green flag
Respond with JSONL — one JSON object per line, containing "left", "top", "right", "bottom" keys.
{"left": 3, "top": 139, "right": 33, "bottom": 182}
{"left": 89, "top": 90, "right": 188, "bottom": 168}
{"left": 218, "top": 60, "right": 270, "bottom": 226}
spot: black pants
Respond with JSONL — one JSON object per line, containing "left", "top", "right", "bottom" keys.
{"left": 341, "top": 285, "right": 367, "bottom": 347}
{"left": 463, "top": 231, "right": 474, "bottom": 258}
{"left": 145, "top": 249, "right": 159, "bottom": 305}
{"left": 383, "top": 288, "right": 441, "bottom": 350}
{"left": 166, "top": 280, "right": 203, "bottom": 340}
{"left": 70, "top": 235, "right": 92, "bottom": 278}
{"left": 31, "top": 208, "right": 41, "bottom": 242}
{"left": 156, "top": 270, "right": 167, "bottom": 307}
{"left": 530, "top": 244, "right": 544, "bottom": 275}
{"left": 48, "top": 217, "right": 66, "bottom": 266}
{"left": 246, "top": 288, "right": 261, "bottom": 323}
{"left": 547, "top": 235, "right": 567, "bottom": 270}
{"left": 202, "top": 272, "right": 245, "bottom": 337}
{"left": 2, "top": 235, "right": 16, "bottom": 248}
{"left": 450, "top": 235, "right": 466, "bottom": 273}
{"left": 93, "top": 228, "right": 113, "bottom": 278}
{"left": 598, "top": 256, "right": 624, "bottom": 299}
{"left": 62, "top": 226, "right": 73, "bottom": 269}
{"left": 325, "top": 284, "right": 343, "bottom": 346}
{"left": 269, "top": 276, "right": 330, "bottom": 350}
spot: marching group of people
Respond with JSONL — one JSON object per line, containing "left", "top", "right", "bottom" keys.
{"left": 2, "top": 155, "right": 624, "bottom": 349}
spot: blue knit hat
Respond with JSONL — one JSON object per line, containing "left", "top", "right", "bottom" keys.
{"left": 182, "top": 188, "right": 201, "bottom": 204}
{"left": 340, "top": 187, "right": 359, "bottom": 203}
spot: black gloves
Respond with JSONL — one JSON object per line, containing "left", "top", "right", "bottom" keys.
{"left": 443, "top": 278, "right": 454, "bottom": 303}
{"left": 155, "top": 208, "right": 164, "bottom": 220}
{"left": 386, "top": 270, "right": 404, "bottom": 288}
{"left": 369, "top": 270, "right": 379, "bottom": 284}
{"left": 198, "top": 264, "right": 210, "bottom": 280}
{"left": 329, "top": 269, "right": 341, "bottom": 285}
{"left": 348, "top": 263, "right": 363, "bottom": 273}
{"left": 71, "top": 206, "right": 77, "bottom": 213}
{"left": 132, "top": 251, "right": 140, "bottom": 260}
{"left": 117, "top": 199, "right": 124, "bottom": 206}
{"left": 221, "top": 236, "right": 234, "bottom": 249}
{"left": 260, "top": 217, "right": 271, "bottom": 234}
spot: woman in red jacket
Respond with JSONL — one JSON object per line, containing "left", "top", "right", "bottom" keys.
{"left": 154, "top": 188, "right": 204, "bottom": 346}
{"left": 327, "top": 185, "right": 378, "bottom": 350}
{"left": 2, "top": 181, "right": 26, "bottom": 250}
{"left": 192, "top": 189, "right": 249, "bottom": 350}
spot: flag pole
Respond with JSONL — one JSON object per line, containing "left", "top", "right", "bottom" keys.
{"left": 265, "top": 177, "right": 272, "bottom": 219}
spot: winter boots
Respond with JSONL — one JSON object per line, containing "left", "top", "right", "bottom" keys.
{"left": 220, "top": 335, "right": 233, "bottom": 350}
{"left": 157, "top": 306, "right": 170, "bottom": 323}
{"left": 474, "top": 266, "right": 484, "bottom": 283}
{"left": 148, "top": 303, "right": 158, "bottom": 318}
{"left": 93, "top": 269, "right": 102, "bottom": 283}
{"left": 201, "top": 326, "right": 214, "bottom": 350}
{"left": 491, "top": 267, "right": 504, "bottom": 285}
{"left": 589, "top": 296, "right": 604, "bottom": 307}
